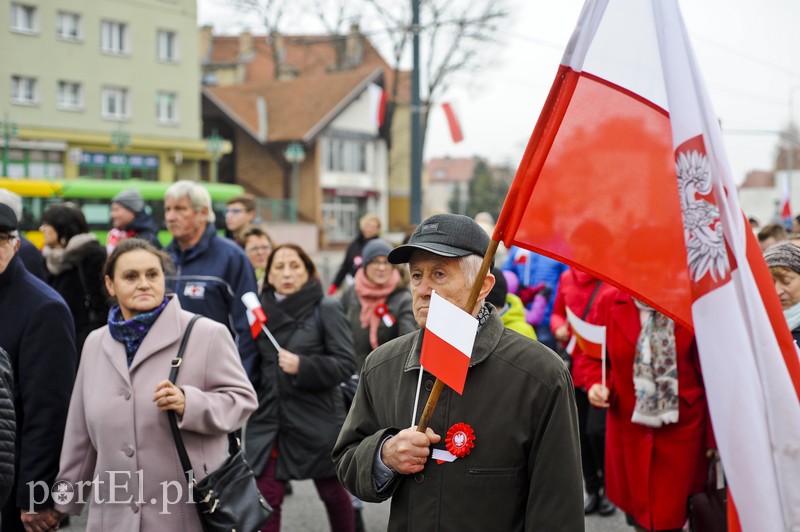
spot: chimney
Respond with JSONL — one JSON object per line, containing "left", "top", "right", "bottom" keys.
{"left": 199, "top": 25, "right": 213, "bottom": 63}
{"left": 344, "top": 23, "right": 364, "bottom": 68}
{"left": 239, "top": 31, "right": 254, "bottom": 59}
{"left": 271, "top": 32, "right": 297, "bottom": 80}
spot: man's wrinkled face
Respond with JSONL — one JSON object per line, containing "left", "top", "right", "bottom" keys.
{"left": 408, "top": 251, "right": 471, "bottom": 328}
{"left": 165, "top": 196, "right": 207, "bottom": 245}
{"left": 0, "top": 233, "right": 20, "bottom": 275}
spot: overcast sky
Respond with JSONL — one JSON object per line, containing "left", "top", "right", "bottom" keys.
{"left": 197, "top": 0, "right": 800, "bottom": 184}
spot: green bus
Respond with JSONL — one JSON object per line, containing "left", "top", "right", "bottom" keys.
{"left": 0, "top": 178, "right": 245, "bottom": 247}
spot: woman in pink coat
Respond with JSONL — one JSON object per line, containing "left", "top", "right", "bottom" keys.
{"left": 586, "top": 287, "right": 713, "bottom": 531}
{"left": 54, "top": 238, "right": 258, "bottom": 531}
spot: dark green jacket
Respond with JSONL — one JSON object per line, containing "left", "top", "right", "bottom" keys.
{"left": 333, "top": 306, "right": 584, "bottom": 532}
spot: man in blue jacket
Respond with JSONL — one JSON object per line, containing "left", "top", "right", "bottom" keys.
{"left": 164, "top": 181, "right": 259, "bottom": 380}
{"left": 0, "top": 204, "right": 77, "bottom": 532}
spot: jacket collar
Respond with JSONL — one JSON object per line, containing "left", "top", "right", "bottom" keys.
{"left": 403, "top": 304, "right": 503, "bottom": 372}
{"left": 0, "top": 255, "right": 22, "bottom": 289}
{"left": 101, "top": 296, "right": 184, "bottom": 377}
{"left": 168, "top": 224, "right": 216, "bottom": 265}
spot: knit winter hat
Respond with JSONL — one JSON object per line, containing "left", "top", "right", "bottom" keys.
{"left": 361, "top": 239, "right": 393, "bottom": 268}
{"left": 764, "top": 241, "right": 800, "bottom": 274}
{"left": 112, "top": 189, "right": 145, "bottom": 214}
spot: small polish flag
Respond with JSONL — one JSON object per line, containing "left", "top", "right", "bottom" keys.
{"left": 419, "top": 291, "right": 478, "bottom": 395}
{"left": 242, "top": 292, "right": 267, "bottom": 339}
{"left": 565, "top": 306, "right": 606, "bottom": 361}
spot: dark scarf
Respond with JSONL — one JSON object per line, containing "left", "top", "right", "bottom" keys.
{"left": 108, "top": 297, "right": 170, "bottom": 367}
{"left": 261, "top": 279, "right": 324, "bottom": 341}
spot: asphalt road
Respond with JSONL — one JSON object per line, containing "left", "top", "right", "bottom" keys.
{"left": 63, "top": 478, "right": 629, "bottom": 531}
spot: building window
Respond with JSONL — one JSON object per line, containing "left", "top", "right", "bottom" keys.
{"left": 57, "top": 11, "right": 81, "bottom": 41}
{"left": 324, "top": 138, "right": 368, "bottom": 173}
{"left": 101, "top": 20, "right": 128, "bottom": 54}
{"left": 102, "top": 87, "right": 129, "bottom": 119}
{"left": 156, "top": 91, "right": 178, "bottom": 124}
{"left": 10, "top": 3, "right": 37, "bottom": 34}
{"left": 11, "top": 75, "right": 37, "bottom": 105}
{"left": 57, "top": 80, "right": 82, "bottom": 110}
{"left": 157, "top": 30, "right": 178, "bottom": 62}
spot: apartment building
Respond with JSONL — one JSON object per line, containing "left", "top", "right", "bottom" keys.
{"left": 1, "top": 0, "right": 217, "bottom": 182}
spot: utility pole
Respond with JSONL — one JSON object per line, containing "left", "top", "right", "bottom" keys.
{"left": 410, "top": 0, "right": 422, "bottom": 224}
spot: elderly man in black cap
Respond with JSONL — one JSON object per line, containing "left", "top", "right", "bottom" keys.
{"left": 0, "top": 204, "right": 77, "bottom": 532}
{"left": 333, "top": 213, "right": 584, "bottom": 531}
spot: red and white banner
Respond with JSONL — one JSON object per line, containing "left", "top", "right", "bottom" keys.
{"left": 242, "top": 291, "right": 267, "bottom": 340}
{"left": 442, "top": 102, "right": 464, "bottom": 144}
{"left": 368, "top": 83, "right": 386, "bottom": 129}
{"left": 565, "top": 306, "right": 605, "bottom": 361}
{"left": 492, "top": 1, "right": 800, "bottom": 530}
{"left": 419, "top": 290, "right": 478, "bottom": 395}
{"left": 781, "top": 172, "right": 792, "bottom": 222}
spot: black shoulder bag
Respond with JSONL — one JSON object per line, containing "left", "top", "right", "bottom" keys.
{"left": 167, "top": 315, "right": 273, "bottom": 532}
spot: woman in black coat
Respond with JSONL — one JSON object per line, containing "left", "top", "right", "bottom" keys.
{"left": 246, "top": 243, "right": 356, "bottom": 532}
{"left": 40, "top": 204, "right": 108, "bottom": 354}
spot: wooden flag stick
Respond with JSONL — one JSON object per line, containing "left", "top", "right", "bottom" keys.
{"left": 417, "top": 239, "right": 500, "bottom": 433}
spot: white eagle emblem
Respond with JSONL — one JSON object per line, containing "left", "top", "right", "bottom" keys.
{"left": 676, "top": 150, "right": 729, "bottom": 283}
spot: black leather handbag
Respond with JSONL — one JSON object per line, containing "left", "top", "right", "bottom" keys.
{"left": 167, "top": 315, "right": 273, "bottom": 532}
{"left": 688, "top": 456, "right": 727, "bottom": 532}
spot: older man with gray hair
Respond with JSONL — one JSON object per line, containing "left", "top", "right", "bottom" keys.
{"left": 333, "top": 213, "right": 584, "bottom": 531}
{"left": 0, "top": 189, "right": 45, "bottom": 279}
{"left": 164, "top": 180, "right": 259, "bottom": 379}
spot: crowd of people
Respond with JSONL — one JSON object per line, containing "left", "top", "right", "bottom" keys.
{"left": 4, "top": 180, "right": 792, "bottom": 531}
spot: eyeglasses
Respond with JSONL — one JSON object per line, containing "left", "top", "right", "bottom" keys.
{"left": 225, "top": 208, "right": 244, "bottom": 215}
{"left": 246, "top": 246, "right": 272, "bottom": 254}
{"left": 0, "top": 233, "right": 17, "bottom": 246}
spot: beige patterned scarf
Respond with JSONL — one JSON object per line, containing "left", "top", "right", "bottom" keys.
{"left": 632, "top": 300, "right": 679, "bottom": 427}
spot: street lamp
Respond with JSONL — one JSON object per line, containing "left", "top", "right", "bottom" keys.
{"left": 206, "top": 129, "right": 224, "bottom": 183}
{"left": 283, "top": 141, "right": 305, "bottom": 215}
{"left": 0, "top": 112, "right": 19, "bottom": 177}
{"left": 110, "top": 122, "right": 131, "bottom": 179}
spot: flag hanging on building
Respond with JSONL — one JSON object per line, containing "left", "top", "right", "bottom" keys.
{"left": 492, "top": 1, "right": 800, "bottom": 530}
{"left": 442, "top": 102, "right": 464, "bottom": 143}
{"left": 419, "top": 290, "right": 478, "bottom": 394}
{"left": 368, "top": 83, "right": 386, "bottom": 129}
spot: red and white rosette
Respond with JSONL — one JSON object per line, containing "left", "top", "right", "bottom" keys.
{"left": 375, "top": 303, "right": 395, "bottom": 327}
{"left": 445, "top": 422, "right": 475, "bottom": 458}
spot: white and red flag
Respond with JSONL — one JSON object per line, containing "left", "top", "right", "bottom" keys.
{"left": 241, "top": 292, "right": 267, "bottom": 340}
{"left": 565, "top": 307, "right": 605, "bottom": 361}
{"left": 419, "top": 290, "right": 478, "bottom": 395}
{"left": 492, "top": 1, "right": 800, "bottom": 530}
{"left": 368, "top": 83, "right": 386, "bottom": 129}
{"left": 781, "top": 172, "right": 792, "bottom": 224}
{"left": 441, "top": 102, "right": 464, "bottom": 144}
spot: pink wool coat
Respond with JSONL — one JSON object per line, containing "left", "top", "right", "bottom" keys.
{"left": 55, "top": 297, "right": 257, "bottom": 531}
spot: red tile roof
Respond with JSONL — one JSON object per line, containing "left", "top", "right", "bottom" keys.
{"left": 739, "top": 170, "right": 774, "bottom": 188}
{"left": 204, "top": 66, "right": 383, "bottom": 143}
{"left": 425, "top": 157, "right": 476, "bottom": 183}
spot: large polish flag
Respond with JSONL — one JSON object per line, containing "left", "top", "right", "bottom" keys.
{"left": 419, "top": 290, "right": 478, "bottom": 395}
{"left": 492, "top": 1, "right": 800, "bottom": 530}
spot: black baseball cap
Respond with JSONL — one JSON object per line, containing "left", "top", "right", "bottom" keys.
{"left": 388, "top": 213, "right": 490, "bottom": 264}
{"left": 0, "top": 204, "right": 17, "bottom": 233}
